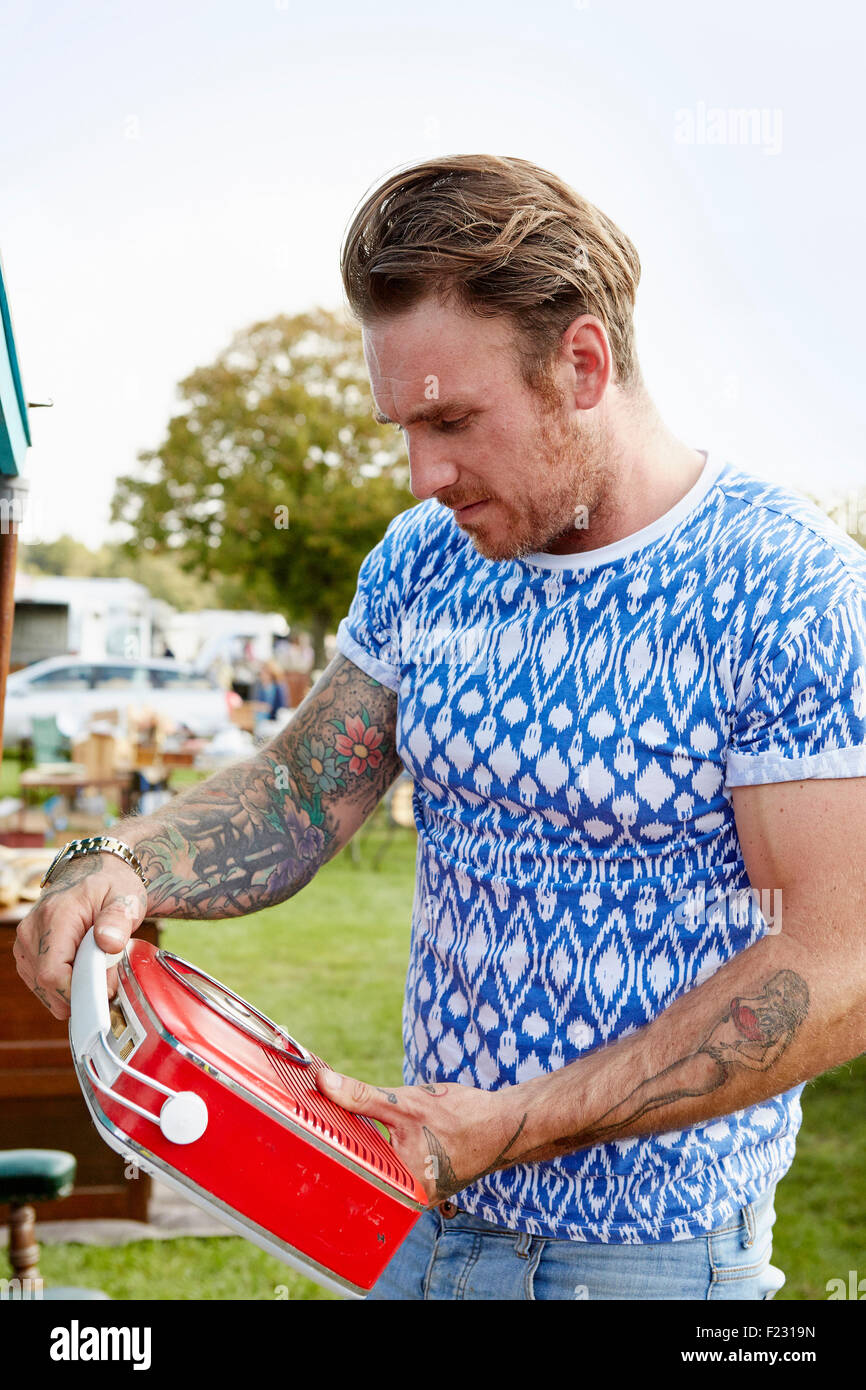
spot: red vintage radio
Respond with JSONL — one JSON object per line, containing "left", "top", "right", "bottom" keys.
{"left": 69, "top": 929, "right": 427, "bottom": 1298}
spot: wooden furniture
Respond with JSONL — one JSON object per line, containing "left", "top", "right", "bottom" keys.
{"left": 0, "top": 904, "right": 161, "bottom": 1221}
{"left": 18, "top": 768, "right": 139, "bottom": 817}
{"left": 0, "top": 1148, "right": 76, "bottom": 1279}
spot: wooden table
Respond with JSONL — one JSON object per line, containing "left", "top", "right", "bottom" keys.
{"left": 18, "top": 769, "right": 139, "bottom": 818}
{"left": 0, "top": 903, "right": 160, "bottom": 1221}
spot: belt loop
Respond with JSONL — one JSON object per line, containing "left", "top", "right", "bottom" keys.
{"left": 515, "top": 1231, "right": 532, "bottom": 1258}
{"left": 741, "top": 1202, "right": 756, "bottom": 1249}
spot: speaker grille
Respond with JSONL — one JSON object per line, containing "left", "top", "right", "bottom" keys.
{"left": 263, "top": 1047, "right": 410, "bottom": 1187}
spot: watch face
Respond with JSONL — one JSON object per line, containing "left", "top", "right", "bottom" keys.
{"left": 40, "top": 849, "right": 70, "bottom": 887}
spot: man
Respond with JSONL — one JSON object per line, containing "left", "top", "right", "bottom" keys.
{"left": 15, "top": 154, "right": 866, "bottom": 1301}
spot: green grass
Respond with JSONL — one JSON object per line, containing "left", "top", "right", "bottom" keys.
{"left": 771, "top": 1058, "right": 866, "bottom": 1299}
{"left": 4, "top": 777, "right": 864, "bottom": 1300}
{"left": 1, "top": 751, "right": 27, "bottom": 799}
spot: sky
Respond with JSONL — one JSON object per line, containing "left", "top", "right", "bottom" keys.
{"left": 2, "top": 0, "right": 864, "bottom": 547}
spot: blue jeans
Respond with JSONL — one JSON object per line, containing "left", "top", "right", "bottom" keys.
{"left": 367, "top": 1187, "right": 785, "bottom": 1300}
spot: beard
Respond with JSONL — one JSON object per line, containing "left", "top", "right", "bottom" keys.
{"left": 450, "top": 390, "right": 613, "bottom": 563}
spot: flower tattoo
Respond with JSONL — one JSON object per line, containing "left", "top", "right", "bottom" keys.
{"left": 331, "top": 711, "right": 386, "bottom": 776}
{"left": 298, "top": 737, "right": 345, "bottom": 794}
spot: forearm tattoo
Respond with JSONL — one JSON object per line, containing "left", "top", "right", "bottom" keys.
{"left": 517, "top": 969, "right": 811, "bottom": 1162}
{"left": 126, "top": 654, "right": 402, "bottom": 918}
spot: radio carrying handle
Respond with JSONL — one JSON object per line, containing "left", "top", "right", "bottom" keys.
{"left": 70, "top": 927, "right": 208, "bottom": 1145}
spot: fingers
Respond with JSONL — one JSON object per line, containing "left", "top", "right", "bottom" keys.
{"left": 315, "top": 1073, "right": 463, "bottom": 1204}
{"left": 93, "top": 892, "right": 144, "bottom": 954}
{"left": 94, "top": 892, "right": 145, "bottom": 1001}
{"left": 14, "top": 908, "right": 76, "bottom": 1020}
{"left": 316, "top": 1069, "right": 406, "bottom": 1124}
{"left": 14, "top": 875, "right": 146, "bottom": 1021}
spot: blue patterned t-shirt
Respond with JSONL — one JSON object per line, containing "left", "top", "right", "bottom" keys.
{"left": 335, "top": 451, "right": 866, "bottom": 1242}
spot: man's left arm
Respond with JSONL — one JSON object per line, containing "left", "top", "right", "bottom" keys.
{"left": 318, "top": 776, "right": 866, "bottom": 1204}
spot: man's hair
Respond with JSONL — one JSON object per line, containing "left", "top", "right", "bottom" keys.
{"left": 340, "top": 153, "right": 643, "bottom": 397}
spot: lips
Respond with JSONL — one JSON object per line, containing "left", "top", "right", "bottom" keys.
{"left": 454, "top": 499, "right": 489, "bottom": 520}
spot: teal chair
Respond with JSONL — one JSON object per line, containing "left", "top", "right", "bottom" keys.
{"left": 0, "top": 1150, "right": 109, "bottom": 1300}
{"left": 29, "top": 716, "right": 69, "bottom": 766}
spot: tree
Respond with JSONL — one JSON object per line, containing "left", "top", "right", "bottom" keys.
{"left": 111, "top": 308, "right": 415, "bottom": 667}
{"left": 20, "top": 534, "right": 102, "bottom": 578}
{"left": 19, "top": 534, "right": 226, "bottom": 611}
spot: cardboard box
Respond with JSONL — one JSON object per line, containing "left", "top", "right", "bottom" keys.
{"left": 230, "top": 701, "right": 258, "bottom": 732}
{"left": 72, "top": 732, "right": 117, "bottom": 782}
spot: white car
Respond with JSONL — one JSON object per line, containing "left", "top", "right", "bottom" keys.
{"left": 3, "top": 656, "right": 242, "bottom": 745}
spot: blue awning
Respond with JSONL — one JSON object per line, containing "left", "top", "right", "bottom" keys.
{"left": 0, "top": 251, "right": 31, "bottom": 477}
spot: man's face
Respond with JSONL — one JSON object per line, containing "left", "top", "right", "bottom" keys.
{"left": 363, "top": 296, "right": 608, "bottom": 562}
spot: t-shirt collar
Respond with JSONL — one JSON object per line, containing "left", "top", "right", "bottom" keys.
{"left": 514, "top": 449, "right": 728, "bottom": 571}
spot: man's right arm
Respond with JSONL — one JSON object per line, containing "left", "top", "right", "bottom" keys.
{"left": 14, "top": 653, "right": 402, "bottom": 1019}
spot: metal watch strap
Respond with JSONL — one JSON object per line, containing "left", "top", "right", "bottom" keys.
{"left": 39, "top": 837, "right": 150, "bottom": 891}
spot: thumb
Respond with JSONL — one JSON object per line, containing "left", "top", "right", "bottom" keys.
{"left": 93, "top": 891, "right": 144, "bottom": 956}
{"left": 93, "top": 902, "right": 140, "bottom": 1003}
{"left": 316, "top": 1068, "right": 397, "bottom": 1123}
{"left": 92, "top": 912, "right": 136, "bottom": 956}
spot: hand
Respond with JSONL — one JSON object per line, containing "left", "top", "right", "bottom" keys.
{"left": 315, "top": 1070, "right": 530, "bottom": 1206}
{"left": 14, "top": 855, "right": 148, "bottom": 1020}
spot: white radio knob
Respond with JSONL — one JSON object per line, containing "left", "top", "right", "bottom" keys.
{"left": 159, "top": 1092, "right": 209, "bottom": 1144}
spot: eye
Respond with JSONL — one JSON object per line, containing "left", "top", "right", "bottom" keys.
{"left": 437, "top": 416, "right": 472, "bottom": 432}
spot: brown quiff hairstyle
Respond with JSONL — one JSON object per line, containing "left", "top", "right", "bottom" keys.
{"left": 340, "top": 154, "right": 643, "bottom": 396}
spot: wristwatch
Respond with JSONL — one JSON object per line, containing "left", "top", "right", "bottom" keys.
{"left": 39, "top": 836, "right": 150, "bottom": 891}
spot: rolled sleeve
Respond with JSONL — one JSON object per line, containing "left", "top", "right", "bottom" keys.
{"left": 334, "top": 511, "right": 414, "bottom": 693}
{"left": 725, "top": 590, "right": 866, "bottom": 787}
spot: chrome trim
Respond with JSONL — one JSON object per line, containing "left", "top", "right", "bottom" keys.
{"left": 156, "top": 949, "right": 313, "bottom": 1064}
{"left": 85, "top": 1041, "right": 167, "bottom": 1128}
{"left": 120, "top": 956, "right": 426, "bottom": 1212}
{"left": 69, "top": 1035, "right": 365, "bottom": 1300}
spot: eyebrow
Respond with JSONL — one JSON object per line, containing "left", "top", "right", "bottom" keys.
{"left": 372, "top": 399, "right": 475, "bottom": 426}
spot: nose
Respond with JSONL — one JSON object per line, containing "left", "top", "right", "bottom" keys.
{"left": 406, "top": 436, "right": 460, "bottom": 501}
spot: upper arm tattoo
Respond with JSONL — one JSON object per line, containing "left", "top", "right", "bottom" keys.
{"left": 269, "top": 652, "right": 403, "bottom": 842}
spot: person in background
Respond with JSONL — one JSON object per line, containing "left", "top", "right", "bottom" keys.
{"left": 230, "top": 638, "right": 257, "bottom": 702}
{"left": 253, "top": 662, "right": 288, "bottom": 723}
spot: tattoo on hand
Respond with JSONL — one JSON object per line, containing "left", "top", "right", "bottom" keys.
{"left": 423, "top": 1127, "right": 460, "bottom": 1199}
{"left": 375, "top": 1087, "right": 399, "bottom": 1105}
{"left": 39, "top": 855, "right": 102, "bottom": 903}
{"left": 423, "top": 1114, "right": 529, "bottom": 1203}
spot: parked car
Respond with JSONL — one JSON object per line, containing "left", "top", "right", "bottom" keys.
{"left": 3, "top": 656, "right": 242, "bottom": 745}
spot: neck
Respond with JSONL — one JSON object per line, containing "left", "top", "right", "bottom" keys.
{"left": 544, "top": 398, "right": 707, "bottom": 556}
